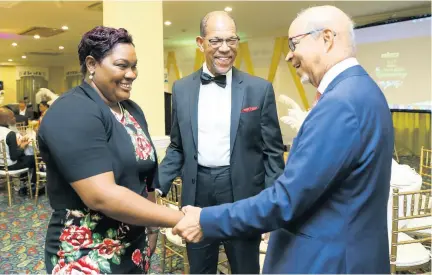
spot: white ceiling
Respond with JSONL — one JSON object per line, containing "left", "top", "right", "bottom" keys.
{"left": 0, "top": 1, "right": 430, "bottom": 67}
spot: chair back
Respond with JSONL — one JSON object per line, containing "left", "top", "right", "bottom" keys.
{"left": 32, "top": 139, "right": 46, "bottom": 173}
{"left": 419, "top": 147, "right": 431, "bottom": 186}
{"left": 0, "top": 140, "right": 10, "bottom": 171}
{"left": 157, "top": 178, "right": 182, "bottom": 210}
{"left": 390, "top": 188, "right": 432, "bottom": 273}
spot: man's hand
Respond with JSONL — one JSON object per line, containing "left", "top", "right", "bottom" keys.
{"left": 172, "top": 206, "right": 203, "bottom": 243}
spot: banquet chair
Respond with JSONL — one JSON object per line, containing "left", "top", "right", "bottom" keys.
{"left": 32, "top": 139, "right": 46, "bottom": 205}
{"left": 157, "top": 178, "right": 190, "bottom": 274}
{"left": 419, "top": 147, "right": 431, "bottom": 187}
{"left": 390, "top": 188, "right": 432, "bottom": 274}
{"left": 0, "top": 140, "right": 32, "bottom": 206}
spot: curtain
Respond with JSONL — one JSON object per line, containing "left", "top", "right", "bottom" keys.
{"left": 65, "top": 75, "right": 82, "bottom": 90}
{"left": 16, "top": 76, "right": 48, "bottom": 107}
{"left": 393, "top": 110, "right": 431, "bottom": 156}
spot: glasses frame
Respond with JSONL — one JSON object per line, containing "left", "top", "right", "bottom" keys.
{"left": 206, "top": 36, "right": 241, "bottom": 48}
{"left": 288, "top": 28, "right": 328, "bottom": 52}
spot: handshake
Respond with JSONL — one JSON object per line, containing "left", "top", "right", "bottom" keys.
{"left": 171, "top": 206, "right": 204, "bottom": 243}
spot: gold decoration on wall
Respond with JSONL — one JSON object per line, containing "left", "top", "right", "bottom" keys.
{"left": 267, "top": 37, "right": 310, "bottom": 110}
{"left": 193, "top": 48, "right": 205, "bottom": 71}
{"left": 235, "top": 42, "right": 255, "bottom": 75}
{"left": 166, "top": 51, "right": 181, "bottom": 80}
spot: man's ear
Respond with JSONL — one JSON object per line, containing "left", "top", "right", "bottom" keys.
{"left": 85, "top": 56, "right": 97, "bottom": 74}
{"left": 196, "top": 36, "right": 205, "bottom": 52}
{"left": 323, "top": 29, "right": 335, "bottom": 53}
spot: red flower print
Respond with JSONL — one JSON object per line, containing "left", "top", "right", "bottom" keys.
{"left": 135, "top": 135, "right": 152, "bottom": 160}
{"left": 132, "top": 249, "right": 143, "bottom": 266}
{"left": 52, "top": 256, "right": 100, "bottom": 275}
{"left": 59, "top": 225, "right": 93, "bottom": 250}
{"left": 0, "top": 224, "right": 7, "bottom": 230}
{"left": 11, "top": 234, "right": 21, "bottom": 241}
{"left": 145, "top": 260, "right": 150, "bottom": 272}
{"left": 97, "top": 238, "right": 123, "bottom": 259}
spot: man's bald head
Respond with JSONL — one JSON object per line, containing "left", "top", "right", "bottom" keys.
{"left": 0, "top": 107, "right": 15, "bottom": 125}
{"left": 291, "top": 5, "right": 356, "bottom": 56}
{"left": 285, "top": 5, "right": 357, "bottom": 88}
{"left": 200, "top": 11, "right": 237, "bottom": 37}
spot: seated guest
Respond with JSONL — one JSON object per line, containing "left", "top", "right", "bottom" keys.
{"left": 19, "top": 99, "right": 34, "bottom": 120}
{"left": 0, "top": 107, "right": 36, "bottom": 195}
{"left": 38, "top": 101, "right": 49, "bottom": 124}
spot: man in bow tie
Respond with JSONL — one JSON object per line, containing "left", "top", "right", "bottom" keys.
{"left": 157, "top": 10, "right": 285, "bottom": 274}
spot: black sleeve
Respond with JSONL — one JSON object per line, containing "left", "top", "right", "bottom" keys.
{"left": 261, "top": 82, "right": 285, "bottom": 188}
{"left": 5, "top": 131, "right": 24, "bottom": 161}
{"left": 38, "top": 96, "right": 113, "bottom": 183}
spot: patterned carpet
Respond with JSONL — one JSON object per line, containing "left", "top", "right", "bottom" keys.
{"left": 0, "top": 155, "right": 429, "bottom": 274}
{"left": 0, "top": 189, "right": 184, "bottom": 274}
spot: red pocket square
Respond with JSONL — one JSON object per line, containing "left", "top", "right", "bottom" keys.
{"left": 241, "top": 106, "right": 259, "bottom": 113}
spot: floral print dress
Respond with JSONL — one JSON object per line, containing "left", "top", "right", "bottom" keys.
{"left": 46, "top": 103, "right": 156, "bottom": 274}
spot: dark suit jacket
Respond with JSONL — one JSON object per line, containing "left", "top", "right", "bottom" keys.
{"left": 199, "top": 66, "right": 393, "bottom": 273}
{"left": 157, "top": 67, "right": 285, "bottom": 206}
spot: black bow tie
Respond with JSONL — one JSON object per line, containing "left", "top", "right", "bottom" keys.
{"left": 200, "top": 72, "right": 227, "bottom": 88}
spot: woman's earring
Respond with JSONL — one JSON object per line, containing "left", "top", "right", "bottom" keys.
{"left": 89, "top": 71, "right": 94, "bottom": 80}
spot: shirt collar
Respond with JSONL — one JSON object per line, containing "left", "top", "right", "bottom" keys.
{"left": 203, "top": 62, "right": 232, "bottom": 86}
{"left": 317, "top": 57, "right": 359, "bottom": 94}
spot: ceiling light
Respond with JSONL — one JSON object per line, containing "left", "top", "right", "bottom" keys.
{"left": 164, "top": 21, "right": 172, "bottom": 26}
{"left": 8, "top": 59, "right": 13, "bottom": 62}
{"left": 59, "top": 46, "right": 64, "bottom": 50}
{"left": 21, "top": 55, "right": 26, "bottom": 59}
{"left": 61, "top": 25, "right": 69, "bottom": 30}
{"left": 34, "top": 34, "right": 40, "bottom": 39}
{"left": 224, "top": 7, "right": 232, "bottom": 12}
{"left": 11, "top": 42, "right": 17, "bottom": 47}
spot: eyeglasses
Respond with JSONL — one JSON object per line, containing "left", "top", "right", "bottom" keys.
{"left": 288, "top": 28, "right": 325, "bottom": 52}
{"left": 207, "top": 36, "right": 240, "bottom": 48}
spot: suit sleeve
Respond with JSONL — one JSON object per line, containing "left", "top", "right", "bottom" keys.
{"left": 261, "top": 83, "right": 285, "bottom": 188}
{"left": 156, "top": 82, "right": 184, "bottom": 195}
{"left": 200, "top": 98, "right": 362, "bottom": 238}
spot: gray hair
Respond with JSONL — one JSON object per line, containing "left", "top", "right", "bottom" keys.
{"left": 296, "top": 7, "right": 356, "bottom": 56}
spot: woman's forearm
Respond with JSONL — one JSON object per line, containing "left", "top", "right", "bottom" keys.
{"left": 97, "top": 185, "right": 183, "bottom": 228}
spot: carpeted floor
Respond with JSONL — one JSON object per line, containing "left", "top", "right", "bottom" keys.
{"left": 0, "top": 155, "right": 429, "bottom": 274}
{"left": 0, "top": 190, "right": 184, "bottom": 274}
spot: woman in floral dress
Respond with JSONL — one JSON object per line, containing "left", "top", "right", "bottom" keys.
{"left": 38, "top": 26, "right": 185, "bottom": 274}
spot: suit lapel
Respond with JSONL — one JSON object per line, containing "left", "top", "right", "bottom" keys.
{"left": 230, "top": 67, "right": 245, "bottom": 153}
{"left": 189, "top": 69, "right": 202, "bottom": 149}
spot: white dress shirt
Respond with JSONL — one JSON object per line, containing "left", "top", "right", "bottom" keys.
{"left": 317, "top": 57, "right": 359, "bottom": 94}
{"left": 19, "top": 108, "right": 26, "bottom": 116}
{"left": 197, "top": 63, "right": 232, "bottom": 167}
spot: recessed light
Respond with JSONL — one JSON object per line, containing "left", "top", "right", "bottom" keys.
{"left": 164, "top": 21, "right": 172, "bottom": 26}
{"left": 224, "top": 7, "right": 232, "bottom": 12}
{"left": 22, "top": 55, "right": 27, "bottom": 59}
{"left": 11, "top": 42, "right": 17, "bottom": 47}
{"left": 8, "top": 59, "right": 13, "bottom": 62}
{"left": 61, "top": 25, "right": 69, "bottom": 30}
{"left": 59, "top": 46, "right": 64, "bottom": 50}
{"left": 34, "top": 34, "right": 40, "bottom": 39}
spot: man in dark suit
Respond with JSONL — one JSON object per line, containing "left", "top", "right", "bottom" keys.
{"left": 18, "top": 99, "right": 34, "bottom": 120}
{"left": 157, "top": 11, "right": 285, "bottom": 274}
{"left": 173, "top": 5, "right": 393, "bottom": 274}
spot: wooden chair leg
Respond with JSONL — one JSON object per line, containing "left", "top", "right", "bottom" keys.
{"left": 183, "top": 248, "right": 190, "bottom": 274}
{"left": 6, "top": 175, "right": 12, "bottom": 207}
{"left": 160, "top": 234, "right": 166, "bottom": 273}
{"left": 27, "top": 171, "right": 33, "bottom": 199}
{"left": 34, "top": 173, "right": 40, "bottom": 205}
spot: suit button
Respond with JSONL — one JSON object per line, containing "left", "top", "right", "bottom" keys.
{"left": 194, "top": 155, "right": 197, "bottom": 160}
{"left": 192, "top": 179, "right": 195, "bottom": 184}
